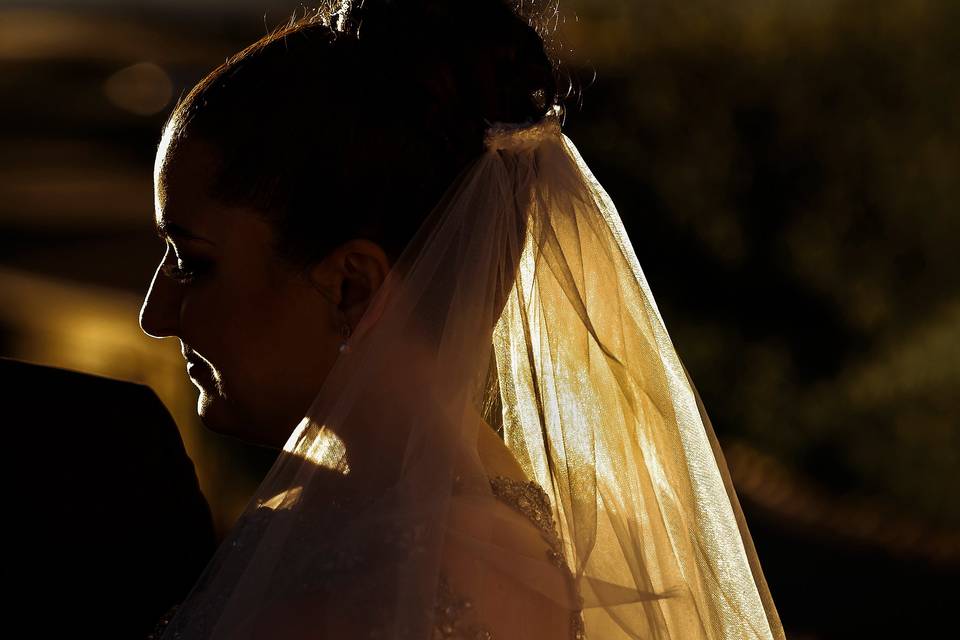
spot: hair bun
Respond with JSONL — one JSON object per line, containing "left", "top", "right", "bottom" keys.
{"left": 342, "top": 0, "right": 562, "bottom": 128}
{"left": 170, "top": 0, "right": 571, "bottom": 271}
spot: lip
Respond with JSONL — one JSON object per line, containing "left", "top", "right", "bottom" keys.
{"left": 186, "top": 358, "right": 211, "bottom": 381}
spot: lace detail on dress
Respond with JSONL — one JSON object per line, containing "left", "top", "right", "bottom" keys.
{"left": 432, "top": 474, "right": 584, "bottom": 640}
{"left": 146, "top": 603, "right": 179, "bottom": 640}
{"left": 486, "top": 475, "right": 586, "bottom": 640}
{"left": 147, "top": 475, "right": 585, "bottom": 640}
{"left": 431, "top": 572, "right": 492, "bottom": 640}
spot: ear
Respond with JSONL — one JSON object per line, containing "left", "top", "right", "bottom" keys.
{"left": 308, "top": 238, "right": 390, "bottom": 328}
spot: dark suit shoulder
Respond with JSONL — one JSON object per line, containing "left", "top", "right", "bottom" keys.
{"left": 1, "top": 358, "right": 217, "bottom": 637}
{"left": 0, "top": 357, "right": 186, "bottom": 450}
{"left": 0, "top": 356, "right": 158, "bottom": 406}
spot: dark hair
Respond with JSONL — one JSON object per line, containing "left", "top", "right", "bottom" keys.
{"left": 166, "top": 0, "right": 570, "bottom": 268}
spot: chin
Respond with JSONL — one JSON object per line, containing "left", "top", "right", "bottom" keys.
{"left": 196, "top": 392, "right": 282, "bottom": 449}
{"left": 196, "top": 392, "right": 230, "bottom": 434}
{"left": 196, "top": 392, "right": 238, "bottom": 437}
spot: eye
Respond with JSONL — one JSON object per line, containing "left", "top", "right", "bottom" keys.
{"left": 160, "top": 261, "right": 195, "bottom": 284}
{"left": 160, "top": 253, "right": 209, "bottom": 285}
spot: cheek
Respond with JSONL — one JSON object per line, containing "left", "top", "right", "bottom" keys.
{"left": 182, "top": 274, "right": 334, "bottom": 390}
{"left": 254, "top": 288, "right": 338, "bottom": 375}
{"left": 231, "top": 284, "right": 340, "bottom": 437}
{"left": 176, "top": 278, "right": 270, "bottom": 395}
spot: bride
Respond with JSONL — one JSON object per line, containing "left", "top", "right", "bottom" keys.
{"left": 139, "top": 1, "right": 785, "bottom": 638}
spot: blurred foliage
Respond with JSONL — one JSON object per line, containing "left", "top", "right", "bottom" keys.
{"left": 0, "top": 0, "right": 956, "bottom": 537}
{"left": 559, "top": 0, "right": 959, "bottom": 525}
{"left": 0, "top": 3, "right": 954, "bottom": 637}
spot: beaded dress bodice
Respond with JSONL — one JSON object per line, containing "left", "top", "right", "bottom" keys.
{"left": 435, "top": 474, "right": 586, "bottom": 640}
{"left": 147, "top": 475, "right": 585, "bottom": 640}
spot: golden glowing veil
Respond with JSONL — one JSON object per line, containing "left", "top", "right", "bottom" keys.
{"left": 159, "top": 107, "right": 786, "bottom": 639}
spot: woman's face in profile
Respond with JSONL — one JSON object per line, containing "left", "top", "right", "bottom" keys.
{"left": 139, "top": 128, "right": 382, "bottom": 449}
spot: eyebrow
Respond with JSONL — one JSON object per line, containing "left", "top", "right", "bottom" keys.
{"left": 155, "top": 219, "right": 215, "bottom": 245}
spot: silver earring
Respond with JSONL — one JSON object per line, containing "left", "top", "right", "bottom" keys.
{"left": 338, "top": 322, "right": 352, "bottom": 354}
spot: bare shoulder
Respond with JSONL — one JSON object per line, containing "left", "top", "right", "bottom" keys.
{"left": 439, "top": 500, "right": 576, "bottom": 640}
{"left": 475, "top": 420, "right": 528, "bottom": 482}
{"left": 439, "top": 425, "right": 577, "bottom": 639}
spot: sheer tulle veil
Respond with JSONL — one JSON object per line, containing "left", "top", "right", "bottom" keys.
{"left": 159, "top": 105, "right": 786, "bottom": 639}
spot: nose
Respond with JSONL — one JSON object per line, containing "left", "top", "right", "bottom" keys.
{"left": 139, "top": 261, "right": 181, "bottom": 339}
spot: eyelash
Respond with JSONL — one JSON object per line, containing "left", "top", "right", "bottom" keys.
{"left": 161, "top": 257, "right": 207, "bottom": 284}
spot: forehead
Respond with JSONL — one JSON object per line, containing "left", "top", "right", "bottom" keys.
{"left": 153, "top": 129, "right": 222, "bottom": 239}
{"left": 152, "top": 128, "right": 281, "bottom": 254}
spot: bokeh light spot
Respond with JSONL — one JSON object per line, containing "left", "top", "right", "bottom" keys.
{"left": 103, "top": 61, "right": 171, "bottom": 116}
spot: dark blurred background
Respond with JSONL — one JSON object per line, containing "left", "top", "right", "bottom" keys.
{"left": 1, "top": 1, "right": 956, "bottom": 637}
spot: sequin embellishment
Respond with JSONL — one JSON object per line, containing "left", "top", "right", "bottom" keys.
{"left": 487, "top": 476, "right": 586, "bottom": 640}
{"left": 431, "top": 572, "right": 492, "bottom": 640}
{"left": 146, "top": 603, "right": 178, "bottom": 640}
{"left": 147, "top": 476, "right": 586, "bottom": 640}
